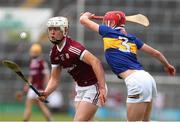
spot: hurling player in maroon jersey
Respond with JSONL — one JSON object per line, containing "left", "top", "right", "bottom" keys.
{"left": 38, "top": 16, "right": 107, "bottom": 121}
{"left": 23, "top": 44, "right": 53, "bottom": 122}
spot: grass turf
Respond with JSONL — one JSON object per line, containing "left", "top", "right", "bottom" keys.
{"left": 0, "top": 112, "right": 125, "bottom": 121}
{"left": 0, "top": 112, "right": 73, "bottom": 121}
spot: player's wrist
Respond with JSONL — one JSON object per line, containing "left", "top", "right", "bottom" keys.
{"left": 97, "top": 82, "right": 106, "bottom": 89}
{"left": 99, "top": 86, "right": 106, "bottom": 91}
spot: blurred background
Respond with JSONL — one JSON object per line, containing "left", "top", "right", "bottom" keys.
{"left": 0, "top": 0, "right": 180, "bottom": 121}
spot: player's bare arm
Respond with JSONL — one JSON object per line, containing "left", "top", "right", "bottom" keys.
{"left": 44, "top": 73, "right": 50, "bottom": 85}
{"left": 80, "top": 12, "right": 99, "bottom": 32}
{"left": 39, "top": 66, "right": 62, "bottom": 102}
{"left": 38, "top": 66, "right": 61, "bottom": 102}
{"left": 82, "top": 50, "right": 107, "bottom": 105}
{"left": 140, "top": 44, "right": 176, "bottom": 76}
{"left": 45, "top": 66, "right": 62, "bottom": 96}
{"left": 43, "top": 62, "right": 50, "bottom": 84}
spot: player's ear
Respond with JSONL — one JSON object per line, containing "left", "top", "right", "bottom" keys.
{"left": 64, "top": 27, "right": 69, "bottom": 35}
{"left": 65, "top": 27, "right": 68, "bottom": 31}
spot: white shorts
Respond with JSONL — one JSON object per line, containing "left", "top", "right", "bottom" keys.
{"left": 74, "top": 84, "right": 107, "bottom": 107}
{"left": 27, "top": 89, "right": 38, "bottom": 99}
{"left": 124, "top": 70, "right": 157, "bottom": 103}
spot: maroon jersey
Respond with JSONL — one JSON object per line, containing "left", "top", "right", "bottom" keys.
{"left": 29, "top": 58, "right": 49, "bottom": 90}
{"left": 50, "top": 37, "right": 98, "bottom": 86}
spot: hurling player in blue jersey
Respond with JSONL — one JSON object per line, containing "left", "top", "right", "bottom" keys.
{"left": 80, "top": 11, "right": 176, "bottom": 121}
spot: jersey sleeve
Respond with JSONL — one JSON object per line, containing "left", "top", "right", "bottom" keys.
{"left": 80, "top": 50, "right": 87, "bottom": 60}
{"left": 70, "top": 41, "right": 86, "bottom": 60}
{"left": 135, "top": 37, "right": 144, "bottom": 49}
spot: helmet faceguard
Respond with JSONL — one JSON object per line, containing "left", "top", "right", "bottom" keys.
{"left": 47, "top": 16, "right": 69, "bottom": 44}
{"left": 103, "top": 11, "right": 126, "bottom": 28}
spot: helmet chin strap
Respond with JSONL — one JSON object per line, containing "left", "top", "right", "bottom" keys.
{"left": 50, "top": 36, "right": 65, "bottom": 45}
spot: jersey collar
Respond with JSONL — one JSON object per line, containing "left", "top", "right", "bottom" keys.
{"left": 115, "top": 27, "right": 127, "bottom": 36}
{"left": 115, "top": 26, "right": 125, "bottom": 31}
{"left": 56, "top": 37, "right": 66, "bottom": 52}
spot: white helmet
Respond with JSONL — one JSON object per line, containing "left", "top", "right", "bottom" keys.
{"left": 47, "top": 16, "right": 69, "bottom": 36}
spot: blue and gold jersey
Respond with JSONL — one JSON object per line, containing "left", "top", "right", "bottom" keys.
{"left": 99, "top": 25, "right": 144, "bottom": 75}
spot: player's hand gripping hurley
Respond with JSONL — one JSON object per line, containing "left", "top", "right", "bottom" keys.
{"left": 92, "top": 14, "right": 150, "bottom": 27}
{"left": 1, "top": 60, "right": 49, "bottom": 103}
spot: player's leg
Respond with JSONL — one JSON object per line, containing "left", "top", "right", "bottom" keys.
{"left": 142, "top": 72, "right": 157, "bottom": 121}
{"left": 124, "top": 70, "right": 156, "bottom": 121}
{"left": 125, "top": 73, "right": 147, "bottom": 121}
{"left": 127, "top": 102, "right": 148, "bottom": 121}
{"left": 23, "top": 98, "right": 33, "bottom": 121}
{"left": 127, "top": 102, "right": 152, "bottom": 121}
{"left": 73, "top": 84, "right": 100, "bottom": 122}
{"left": 73, "top": 101, "right": 98, "bottom": 122}
{"left": 88, "top": 116, "right": 96, "bottom": 122}
{"left": 142, "top": 100, "right": 153, "bottom": 121}
{"left": 23, "top": 89, "right": 36, "bottom": 121}
{"left": 36, "top": 100, "right": 53, "bottom": 121}
{"left": 74, "top": 101, "right": 96, "bottom": 122}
